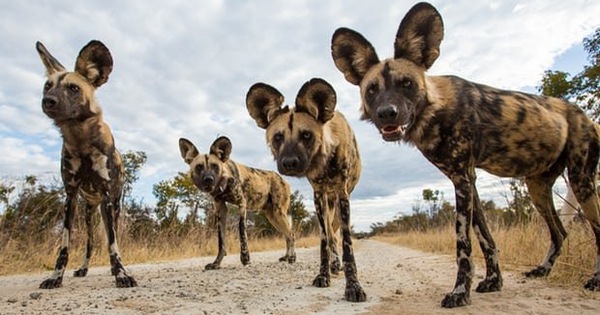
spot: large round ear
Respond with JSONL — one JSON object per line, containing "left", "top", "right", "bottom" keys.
{"left": 295, "top": 78, "right": 336, "bottom": 123}
{"left": 210, "top": 136, "right": 232, "bottom": 162}
{"left": 75, "top": 40, "right": 113, "bottom": 88}
{"left": 394, "top": 2, "right": 444, "bottom": 70}
{"left": 179, "top": 138, "right": 200, "bottom": 165}
{"left": 246, "top": 83, "right": 287, "bottom": 129}
{"left": 331, "top": 27, "right": 380, "bottom": 86}
{"left": 36, "top": 41, "right": 67, "bottom": 76}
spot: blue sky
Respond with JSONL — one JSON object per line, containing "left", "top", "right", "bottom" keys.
{"left": 0, "top": 0, "right": 599, "bottom": 232}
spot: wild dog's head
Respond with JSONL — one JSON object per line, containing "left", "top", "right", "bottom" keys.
{"left": 246, "top": 78, "right": 336, "bottom": 177}
{"left": 331, "top": 2, "right": 443, "bottom": 142}
{"left": 36, "top": 40, "right": 113, "bottom": 125}
{"left": 179, "top": 136, "right": 232, "bottom": 194}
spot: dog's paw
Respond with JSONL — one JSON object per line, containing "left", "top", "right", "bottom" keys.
{"left": 312, "top": 274, "right": 330, "bottom": 288}
{"left": 345, "top": 281, "right": 367, "bottom": 302}
{"left": 278, "top": 254, "right": 296, "bottom": 264}
{"left": 240, "top": 252, "right": 250, "bottom": 266}
{"left": 73, "top": 268, "right": 88, "bottom": 277}
{"left": 524, "top": 266, "right": 551, "bottom": 278}
{"left": 115, "top": 274, "right": 137, "bottom": 288}
{"left": 584, "top": 274, "right": 600, "bottom": 291}
{"left": 205, "top": 263, "right": 221, "bottom": 270}
{"left": 39, "top": 277, "right": 63, "bottom": 289}
{"left": 330, "top": 258, "right": 342, "bottom": 275}
{"left": 441, "top": 292, "right": 471, "bottom": 308}
{"left": 475, "top": 276, "right": 502, "bottom": 293}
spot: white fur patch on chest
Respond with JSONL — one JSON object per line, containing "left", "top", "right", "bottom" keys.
{"left": 91, "top": 150, "right": 111, "bottom": 181}
{"left": 65, "top": 156, "right": 81, "bottom": 175}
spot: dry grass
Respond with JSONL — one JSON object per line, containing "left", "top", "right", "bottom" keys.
{"left": 375, "top": 217, "right": 597, "bottom": 289}
{"left": 0, "top": 227, "right": 319, "bottom": 276}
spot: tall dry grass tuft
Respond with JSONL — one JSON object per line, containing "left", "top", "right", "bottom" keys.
{"left": 0, "top": 222, "right": 320, "bottom": 276}
{"left": 376, "top": 217, "right": 596, "bottom": 289}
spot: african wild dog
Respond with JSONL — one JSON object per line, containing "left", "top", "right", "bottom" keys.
{"left": 332, "top": 1, "right": 600, "bottom": 308}
{"left": 246, "top": 78, "right": 366, "bottom": 302}
{"left": 36, "top": 40, "right": 137, "bottom": 288}
{"left": 179, "top": 136, "right": 296, "bottom": 269}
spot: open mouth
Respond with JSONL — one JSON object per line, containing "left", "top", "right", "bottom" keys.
{"left": 380, "top": 124, "right": 408, "bottom": 141}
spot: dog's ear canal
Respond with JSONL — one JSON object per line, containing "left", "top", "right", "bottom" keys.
{"left": 75, "top": 40, "right": 114, "bottom": 88}
{"left": 246, "top": 83, "right": 286, "bottom": 129}
{"left": 295, "top": 78, "right": 336, "bottom": 123}
{"left": 331, "top": 28, "right": 379, "bottom": 86}
{"left": 36, "top": 41, "right": 67, "bottom": 75}
{"left": 394, "top": 2, "right": 444, "bottom": 70}
{"left": 179, "top": 138, "right": 200, "bottom": 165}
{"left": 210, "top": 136, "right": 232, "bottom": 162}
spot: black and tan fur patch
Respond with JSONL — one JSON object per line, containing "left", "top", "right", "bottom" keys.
{"left": 36, "top": 40, "right": 136, "bottom": 289}
{"left": 332, "top": 1, "right": 600, "bottom": 308}
{"left": 246, "top": 78, "right": 366, "bottom": 302}
{"left": 179, "top": 136, "right": 296, "bottom": 268}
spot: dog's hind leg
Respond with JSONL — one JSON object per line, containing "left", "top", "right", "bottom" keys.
{"left": 524, "top": 174, "right": 566, "bottom": 278}
{"left": 472, "top": 189, "right": 503, "bottom": 293}
{"left": 40, "top": 191, "right": 77, "bottom": 289}
{"left": 265, "top": 208, "right": 296, "bottom": 263}
{"left": 568, "top": 134, "right": 600, "bottom": 290}
{"left": 74, "top": 204, "right": 96, "bottom": 277}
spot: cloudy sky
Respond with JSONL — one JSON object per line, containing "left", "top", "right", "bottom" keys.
{"left": 1, "top": 0, "right": 599, "bottom": 232}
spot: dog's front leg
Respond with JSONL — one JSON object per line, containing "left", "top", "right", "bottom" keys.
{"left": 40, "top": 191, "right": 77, "bottom": 289}
{"left": 441, "top": 175, "right": 475, "bottom": 308}
{"left": 100, "top": 193, "right": 137, "bottom": 288}
{"left": 312, "top": 191, "right": 331, "bottom": 288}
{"left": 74, "top": 204, "right": 96, "bottom": 277}
{"left": 339, "top": 194, "right": 367, "bottom": 302}
{"left": 206, "top": 201, "right": 228, "bottom": 270}
{"left": 327, "top": 198, "right": 342, "bottom": 274}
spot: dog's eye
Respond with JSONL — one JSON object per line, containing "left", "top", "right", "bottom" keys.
{"left": 44, "top": 81, "right": 52, "bottom": 91}
{"left": 273, "top": 133, "right": 283, "bottom": 145}
{"left": 301, "top": 131, "right": 313, "bottom": 142}
{"left": 401, "top": 79, "right": 412, "bottom": 89}
{"left": 211, "top": 164, "right": 219, "bottom": 172}
{"left": 195, "top": 164, "right": 204, "bottom": 173}
{"left": 367, "top": 83, "right": 378, "bottom": 96}
{"left": 68, "top": 84, "right": 80, "bottom": 93}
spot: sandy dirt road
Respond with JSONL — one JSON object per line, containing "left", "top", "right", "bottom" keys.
{"left": 0, "top": 239, "right": 598, "bottom": 314}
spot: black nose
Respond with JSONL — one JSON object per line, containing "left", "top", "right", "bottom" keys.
{"left": 377, "top": 105, "right": 398, "bottom": 121}
{"left": 202, "top": 176, "right": 214, "bottom": 186}
{"left": 281, "top": 156, "right": 300, "bottom": 172}
{"left": 42, "top": 96, "right": 58, "bottom": 110}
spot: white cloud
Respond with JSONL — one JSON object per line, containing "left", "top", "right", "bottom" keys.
{"left": 0, "top": 0, "right": 597, "bottom": 232}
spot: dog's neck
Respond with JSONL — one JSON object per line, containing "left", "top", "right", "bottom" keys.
{"left": 58, "top": 115, "right": 116, "bottom": 156}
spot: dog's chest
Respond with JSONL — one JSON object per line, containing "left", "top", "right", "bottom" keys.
{"left": 61, "top": 145, "right": 120, "bottom": 199}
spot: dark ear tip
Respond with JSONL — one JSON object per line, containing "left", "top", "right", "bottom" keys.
{"left": 413, "top": 2, "right": 439, "bottom": 11}
{"left": 301, "top": 78, "right": 336, "bottom": 97}
{"left": 216, "top": 135, "right": 231, "bottom": 143}
{"left": 309, "top": 77, "right": 334, "bottom": 89}
{"left": 332, "top": 27, "right": 351, "bottom": 38}
{"left": 247, "top": 82, "right": 281, "bottom": 99}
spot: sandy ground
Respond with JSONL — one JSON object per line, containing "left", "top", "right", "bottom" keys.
{"left": 0, "top": 239, "right": 599, "bottom": 315}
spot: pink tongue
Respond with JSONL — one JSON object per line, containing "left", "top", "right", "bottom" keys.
{"left": 382, "top": 126, "right": 398, "bottom": 133}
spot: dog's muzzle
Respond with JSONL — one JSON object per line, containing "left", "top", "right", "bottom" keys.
{"left": 376, "top": 105, "right": 407, "bottom": 141}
